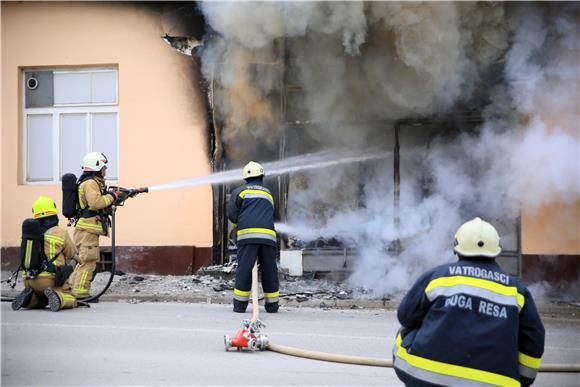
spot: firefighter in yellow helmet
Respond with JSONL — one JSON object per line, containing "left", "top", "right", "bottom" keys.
{"left": 393, "top": 217, "right": 545, "bottom": 387}
{"left": 228, "top": 161, "right": 280, "bottom": 313}
{"left": 69, "top": 152, "right": 126, "bottom": 299}
{"left": 12, "top": 196, "right": 78, "bottom": 311}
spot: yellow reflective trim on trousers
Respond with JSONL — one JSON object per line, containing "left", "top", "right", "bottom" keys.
{"left": 239, "top": 189, "right": 273, "bottom": 202}
{"left": 395, "top": 335, "right": 520, "bottom": 387}
{"left": 63, "top": 294, "right": 76, "bottom": 301}
{"left": 45, "top": 234, "right": 65, "bottom": 243}
{"left": 77, "top": 271, "right": 89, "bottom": 291}
{"left": 234, "top": 288, "right": 251, "bottom": 297}
{"left": 518, "top": 352, "right": 541, "bottom": 369}
{"left": 237, "top": 228, "right": 276, "bottom": 237}
{"left": 24, "top": 240, "right": 33, "bottom": 269}
{"left": 425, "top": 276, "right": 525, "bottom": 309}
{"left": 264, "top": 291, "right": 280, "bottom": 298}
{"left": 37, "top": 272, "right": 55, "bottom": 278}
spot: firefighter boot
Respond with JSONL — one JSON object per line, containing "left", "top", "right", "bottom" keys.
{"left": 265, "top": 301, "right": 279, "bottom": 314}
{"left": 233, "top": 299, "right": 248, "bottom": 313}
{"left": 44, "top": 288, "right": 61, "bottom": 312}
{"left": 11, "top": 287, "right": 34, "bottom": 311}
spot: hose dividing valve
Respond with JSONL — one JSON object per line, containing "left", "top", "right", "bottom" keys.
{"left": 224, "top": 319, "right": 269, "bottom": 352}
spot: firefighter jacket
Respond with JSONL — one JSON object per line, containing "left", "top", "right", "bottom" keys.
{"left": 393, "top": 257, "right": 545, "bottom": 387}
{"left": 75, "top": 174, "right": 115, "bottom": 236}
{"left": 227, "top": 178, "right": 276, "bottom": 247}
{"left": 24, "top": 226, "right": 77, "bottom": 280}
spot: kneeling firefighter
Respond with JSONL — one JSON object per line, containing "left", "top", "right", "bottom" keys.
{"left": 228, "top": 161, "right": 280, "bottom": 313}
{"left": 68, "top": 152, "right": 127, "bottom": 298}
{"left": 12, "top": 196, "right": 78, "bottom": 312}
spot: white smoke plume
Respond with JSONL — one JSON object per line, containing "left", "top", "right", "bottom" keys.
{"left": 199, "top": 3, "right": 579, "bottom": 295}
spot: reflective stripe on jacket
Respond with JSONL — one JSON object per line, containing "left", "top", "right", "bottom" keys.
{"left": 75, "top": 176, "right": 114, "bottom": 235}
{"left": 24, "top": 226, "right": 77, "bottom": 279}
{"left": 393, "top": 258, "right": 545, "bottom": 387}
{"left": 227, "top": 180, "right": 276, "bottom": 247}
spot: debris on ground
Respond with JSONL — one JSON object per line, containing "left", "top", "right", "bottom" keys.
{"left": 1, "top": 264, "right": 394, "bottom": 309}
{"left": 1, "top": 266, "right": 579, "bottom": 315}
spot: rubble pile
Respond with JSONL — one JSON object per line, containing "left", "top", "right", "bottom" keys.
{"left": 1, "top": 267, "right": 394, "bottom": 309}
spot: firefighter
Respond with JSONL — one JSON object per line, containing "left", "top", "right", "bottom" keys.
{"left": 228, "top": 161, "right": 279, "bottom": 313}
{"left": 393, "top": 217, "right": 545, "bottom": 387}
{"left": 12, "top": 196, "right": 78, "bottom": 312}
{"left": 69, "top": 152, "right": 126, "bottom": 299}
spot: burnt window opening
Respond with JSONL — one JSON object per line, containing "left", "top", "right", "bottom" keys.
{"left": 208, "top": 51, "right": 521, "bottom": 277}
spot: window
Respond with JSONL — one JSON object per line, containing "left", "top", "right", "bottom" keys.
{"left": 23, "top": 68, "right": 119, "bottom": 183}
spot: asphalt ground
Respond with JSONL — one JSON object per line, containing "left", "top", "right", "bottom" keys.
{"left": 1, "top": 301, "right": 579, "bottom": 386}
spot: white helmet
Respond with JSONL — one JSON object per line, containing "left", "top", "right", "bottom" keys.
{"left": 82, "top": 152, "right": 108, "bottom": 172}
{"left": 242, "top": 161, "right": 264, "bottom": 180}
{"left": 454, "top": 217, "right": 502, "bottom": 258}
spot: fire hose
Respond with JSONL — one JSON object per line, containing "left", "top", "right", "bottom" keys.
{"left": 225, "top": 263, "right": 580, "bottom": 373}
{"left": 266, "top": 343, "right": 580, "bottom": 373}
{"left": 77, "top": 206, "right": 117, "bottom": 304}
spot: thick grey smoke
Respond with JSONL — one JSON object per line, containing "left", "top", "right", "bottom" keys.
{"left": 200, "top": 2, "right": 508, "bottom": 149}
{"left": 199, "top": 2, "right": 579, "bottom": 295}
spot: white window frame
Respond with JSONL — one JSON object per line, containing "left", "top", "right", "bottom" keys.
{"left": 22, "top": 68, "right": 119, "bottom": 185}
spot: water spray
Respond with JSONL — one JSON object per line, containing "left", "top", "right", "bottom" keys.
{"left": 148, "top": 149, "right": 389, "bottom": 192}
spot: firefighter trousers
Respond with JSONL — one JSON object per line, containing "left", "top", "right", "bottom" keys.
{"left": 23, "top": 277, "right": 77, "bottom": 310}
{"left": 70, "top": 229, "right": 100, "bottom": 297}
{"left": 233, "top": 244, "right": 279, "bottom": 311}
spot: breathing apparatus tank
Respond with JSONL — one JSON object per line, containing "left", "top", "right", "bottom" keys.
{"left": 61, "top": 173, "right": 79, "bottom": 221}
{"left": 19, "top": 218, "right": 45, "bottom": 278}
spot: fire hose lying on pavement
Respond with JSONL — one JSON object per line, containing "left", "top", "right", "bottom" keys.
{"left": 224, "top": 264, "right": 580, "bottom": 374}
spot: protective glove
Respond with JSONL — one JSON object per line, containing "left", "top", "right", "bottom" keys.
{"left": 55, "top": 264, "right": 75, "bottom": 287}
{"left": 115, "top": 190, "right": 129, "bottom": 204}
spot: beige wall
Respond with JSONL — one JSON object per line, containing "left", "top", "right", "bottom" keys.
{"left": 2, "top": 2, "right": 212, "bottom": 248}
{"left": 521, "top": 201, "right": 580, "bottom": 255}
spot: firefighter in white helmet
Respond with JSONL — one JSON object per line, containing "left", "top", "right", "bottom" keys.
{"left": 227, "top": 161, "right": 279, "bottom": 313}
{"left": 12, "top": 196, "right": 78, "bottom": 311}
{"left": 393, "top": 217, "right": 545, "bottom": 387}
{"left": 69, "top": 152, "right": 126, "bottom": 300}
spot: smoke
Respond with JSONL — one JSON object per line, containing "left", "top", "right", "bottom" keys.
{"left": 199, "top": 3, "right": 579, "bottom": 295}
{"left": 200, "top": 2, "right": 507, "bottom": 154}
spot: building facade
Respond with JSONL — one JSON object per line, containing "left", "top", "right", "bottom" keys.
{"left": 1, "top": 2, "right": 213, "bottom": 274}
{"left": 2, "top": 2, "right": 578, "bottom": 288}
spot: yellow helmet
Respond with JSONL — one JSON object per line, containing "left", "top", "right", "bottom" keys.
{"left": 82, "top": 152, "right": 108, "bottom": 172}
{"left": 454, "top": 217, "right": 501, "bottom": 258}
{"left": 32, "top": 196, "right": 58, "bottom": 219}
{"left": 242, "top": 161, "right": 264, "bottom": 180}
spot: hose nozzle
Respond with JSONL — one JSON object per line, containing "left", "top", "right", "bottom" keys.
{"left": 127, "top": 187, "right": 148, "bottom": 197}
